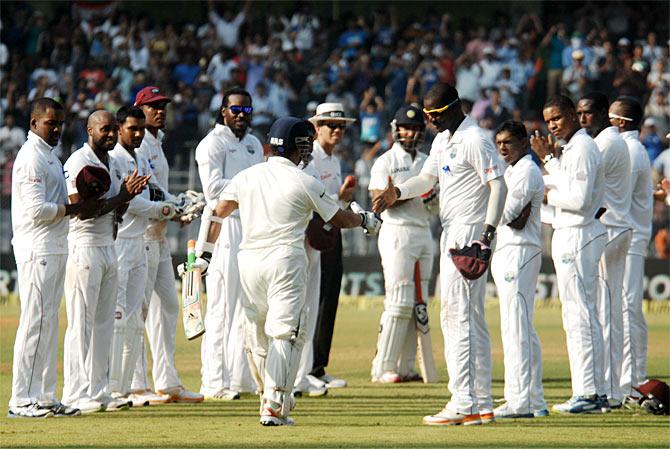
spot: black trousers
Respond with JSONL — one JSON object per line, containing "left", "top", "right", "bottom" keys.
{"left": 311, "top": 230, "right": 343, "bottom": 378}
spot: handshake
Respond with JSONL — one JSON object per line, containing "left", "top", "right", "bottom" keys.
{"left": 154, "top": 190, "right": 207, "bottom": 222}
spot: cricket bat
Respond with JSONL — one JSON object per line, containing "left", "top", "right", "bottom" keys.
{"left": 180, "top": 240, "right": 205, "bottom": 340}
{"left": 414, "top": 261, "right": 438, "bottom": 383}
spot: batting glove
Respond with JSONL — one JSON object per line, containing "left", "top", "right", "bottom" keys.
{"left": 359, "top": 211, "right": 381, "bottom": 236}
{"left": 177, "top": 252, "right": 211, "bottom": 277}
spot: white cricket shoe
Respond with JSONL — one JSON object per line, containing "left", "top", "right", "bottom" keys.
{"left": 372, "top": 372, "right": 402, "bottom": 384}
{"left": 295, "top": 376, "right": 328, "bottom": 397}
{"left": 101, "top": 396, "right": 131, "bottom": 412}
{"left": 493, "top": 402, "right": 534, "bottom": 419}
{"left": 8, "top": 403, "right": 54, "bottom": 419}
{"left": 317, "top": 373, "right": 347, "bottom": 388}
{"left": 204, "top": 388, "right": 240, "bottom": 401}
{"left": 157, "top": 386, "right": 204, "bottom": 403}
{"left": 423, "top": 407, "right": 482, "bottom": 426}
{"left": 130, "top": 389, "right": 171, "bottom": 405}
{"left": 70, "top": 399, "right": 104, "bottom": 414}
{"left": 259, "top": 400, "right": 295, "bottom": 426}
{"left": 43, "top": 402, "right": 81, "bottom": 417}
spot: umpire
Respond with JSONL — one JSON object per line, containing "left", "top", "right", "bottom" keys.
{"left": 307, "top": 103, "right": 356, "bottom": 389}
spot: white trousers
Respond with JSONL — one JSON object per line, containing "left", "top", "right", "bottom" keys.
{"left": 440, "top": 223, "right": 492, "bottom": 415}
{"left": 597, "top": 227, "right": 632, "bottom": 402}
{"left": 294, "top": 242, "right": 321, "bottom": 388}
{"left": 238, "top": 246, "right": 307, "bottom": 409}
{"left": 372, "top": 223, "right": 433, "bottom": 378}
{"left": 200, "top": 217, "right": 252, "bottom": 393}
{"left": 621, "top": 251, "right": 648, "bottom": 395}
{"left": 62, "top": 245, "right": 118, "bottom": 405}
{"left": 132, "top": 240, "right": 181, "bottom": 391}
{"left": 491, "top": 244, "right": 546, "bottom": 414}
{"left": 10, "top": 252, "right": 67, "bottom": 407}
{"left": 109, "top": 238, "right": 148, "bottom": 395}
{"left": 552, "top": 223, "right": 607, "bottom": 397}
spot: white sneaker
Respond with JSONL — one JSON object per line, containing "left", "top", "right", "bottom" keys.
{"left": 423, "top": 407, "right": 482, "bottom": 426}
{"left": 204, "top": 388, "right": 240, "bottom": 401}
{"left": 101, "top": 396, "right": 131, "bottom": 412}
{"left": 70, "top": 399, "right": 104, "bottom": 414}
{"left": 493, "top": 402, "right": 534, "bottom": 419}
{"left": 124, "top": 392, "right": 149, "bottom": 407}
{"left": 317, "top": 373, "right": 347, "bottom": 388}
{"left": 297, "top": 376, "right": 328, "bottom": 397}
{"left": 130, "top": 389, "right": 172, "bottom": 405}
{"left": 8, "top": 403, "right": 54, "bottom": 419}
{"left": 42, "top": 402, "right": 81, "bottom": 417}
{"left": 157, "top": 386, "right": 204, "bottom": 403}
{"left": 259, "top": 400, "right": 295, "bottom": 426}
{"left": 372, "top": 372, "right": 402, "bottom": 384}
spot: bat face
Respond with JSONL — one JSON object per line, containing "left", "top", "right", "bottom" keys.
{"left": 414, "top": 303, "right": 429, "bottom": 329}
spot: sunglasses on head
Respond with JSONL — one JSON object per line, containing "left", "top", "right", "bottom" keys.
{"left": 229, "top": 105, "right": 253, "bottom": 115}
{"left": 324, "top": 123, "right": 347, "bottom": 130}
{"left": 423, "top": 98, "right": 460, "bottom": 116}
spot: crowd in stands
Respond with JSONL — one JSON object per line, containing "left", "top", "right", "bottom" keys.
{"left": 0, "top": 1, "right": 668, "bottom": 256}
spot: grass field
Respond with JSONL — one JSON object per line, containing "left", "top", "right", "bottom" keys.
{"left": 0, "top": 296, "right": 668, "bottom": 448}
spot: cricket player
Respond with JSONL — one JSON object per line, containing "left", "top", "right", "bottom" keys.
{"left": 133, "top": 86, "right": 203, "bottom": 403}
{"left": 577, "top": 92, "right": 632, "bottom": 409}
{"left": 530, "top": 94, "right": 607, "bottom": 414}
{"left": 490, "top": 121, "right": 547, "bottom": 418}
{"left": 373, "top": 83, "right": 507, "bottom": 426}
{"left": 107, "top": 105, "right": 178, "bottom": 404}
{"left": 368, "top": 104, "right": 434, "bottom": 384}
{"left": 190, "top": 116, "right": 380, "bottom": 425}
{"left": 195, "top": 87, "right": 263, "bottom": 400}
{"left": 9, "top": 98, "right": 100, "bottom": 418}
{"left": 608, "top": 98, "right": 653, "bottom": 403}
{"left": 61, "top": 110, "right": 148, "bottom": 413}
{"left": 307, "top": 102, "right": 356, "bottom": 390}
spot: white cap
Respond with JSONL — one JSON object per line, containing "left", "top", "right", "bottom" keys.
{"left": 309, "top": 103, "right": 356, "bottom": 124}
{"left": 644, "top": 117, "right": 656, "bottom": 127}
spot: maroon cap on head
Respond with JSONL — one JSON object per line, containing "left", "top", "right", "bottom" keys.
{"left": 134, "top": 86, "right": 171, "bottom": 107}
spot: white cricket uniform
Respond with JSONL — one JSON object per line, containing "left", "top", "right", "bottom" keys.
{"left": 195, "top": 124, "right": 263, "bottom": 395}
{"left": 544, "top": 128, "right": 607, "bottom": 397}
{"left": 490, "top": 154, "right": 546, "bottom": 414}
{"left": 400, "top": 116, "right": 504, "bottom": 415}
{"left": 620, "top": 130, "right": 653, "bottom": 396}
{"left": 294, "top": 161, "right": 323, "bottom": 390}
{"left": 368, "top": 143, "right": 434, "bottom": 379}
{"left": 10, "top": 131, "right": 69, "bottom": 408}
{"left": 107, "top": 143, "right": 165, "bottom": 395}
{"left": 593, "top": 126, "right": 633, "bottom": 402}
{"left": 221, "top": 156, "right": 340, "bottom": 412}
{"left": 133, "top": 130, "right": 182, "bottom": 392}
{"left": 312, "top": 141, "right": 344, "bottom": 204}
{"left": 61, "top": 144, "right": 121, "bottom": 406}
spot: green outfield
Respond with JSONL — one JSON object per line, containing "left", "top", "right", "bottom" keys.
{"left": 0, "top": 296, "right": 668, "bottom": 448}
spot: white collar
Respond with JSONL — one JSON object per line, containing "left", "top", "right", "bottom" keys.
{"left": 312, "top": 141, "right": 332, "bottom": 160}
{"left": 218, "top": 123, "right": 249, "bottom": 141}
{"left": 562, "top": 128, "right": 589, "bottom": 153}
{"left": 621, "top": 130, "right": 639, "bottom": 140}
{"left": 144, "top": 129, "right": 165, "bottom": 145}
{"left": 27, "top": 131, "right": 53, "bottom": 153}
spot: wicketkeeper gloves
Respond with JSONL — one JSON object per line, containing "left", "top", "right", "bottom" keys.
{"left": 449, "top": 240, "right": 492, "bottom": 280}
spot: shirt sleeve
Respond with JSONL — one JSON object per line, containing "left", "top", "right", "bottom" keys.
{"left": 420, "top": 142, "right": 440, "bottom": 178}
{"left": 467, "top": 137, "right": 504, "bottom": 184}
{"left": 220, "top": 172, "right": 239, "bottom": 203}
{"left": 17, "top": 156, "right": 60, "bottom": 221}
{"left": 500, "top": 164, "right": 543, "bottom": 225}
{"left": 304, "top": 175, "right": 339, "bottom": 222}
{"left": 196, "top": 138, "right": 229, "bottom": 204}
{"left": 368, "top": 157, "right": 388, "bottom": 191}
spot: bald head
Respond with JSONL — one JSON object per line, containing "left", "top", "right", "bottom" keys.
{"left": 87, "top": 110, "right": 118, "bottom": 153}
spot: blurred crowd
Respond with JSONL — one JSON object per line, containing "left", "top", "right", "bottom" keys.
{"left": 0, "top": 1, "right": 668, "bottom": 256}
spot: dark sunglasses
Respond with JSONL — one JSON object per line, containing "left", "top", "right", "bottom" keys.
{"left": 324, "top": 123, "right": 347, "bottom": 130}
{"left": 229, "top": 105, "right": 253, "bottom": 115}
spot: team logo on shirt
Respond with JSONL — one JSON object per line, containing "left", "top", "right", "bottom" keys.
{"left": 561, "top": 253, "right": 574, "bottom": 264}
{"left": 148, "top": 159, "right": 155, "bottom": 170}
{"left": 504, "top": 272, "right": 515, "bottom": 282}
{"left": 64, "top": 170, "right": 69, "bottom": 179}
{"left": 114, "top": 169, "right": 122, "bottom": 180}
{"left": 484, "top": 164, "right": 499, "bottom": 174}
{"left": 575, "top": 171, "right": 587, "bottom": 181}
{"left": 441, "top": 165, "right": 451, "bottom": 174}
{"left": 246, "top": 145, "right": 255, "bottom": 154}
{"left": 391, "top": 166, "right": 410, "bottom": 174}
{"left": 28, "top": 176, "right": 42, "bottom": 183}
{"left": 450, "top": 150, "right": 456, "bottom": 158}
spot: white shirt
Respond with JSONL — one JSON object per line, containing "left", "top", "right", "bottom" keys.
{"left": 621, "top": 131, "right": 653, "bottom": 255}
{"left": 653, "top": 149, "right": 670, "bottom": 178}
{"left": 195, "top": 124, "right": 263, "bottom": 217}
{"left": 497, "top": 154, "right": 544, "bottom": 250}
{"left": 11, "top": 131, "right": 69, "bottom": 258}
{"left": 109, "top": 143, "right": 162, "bottom": 239}
{"left": 593, "top": 126, "right": 632, "bottom": 229}
{"left": 221, "top": 156, "right": 340, "bottom": 251}
{"left": 545, "top": 128, "right": 605, "bottom": 229}
{"left": 421, "top": 115, "right": 505, "bottom": 226}
{"left": 0, "top": 126, "right": 26, "bottom": 153}
{"left": 209, "top": 11, "right": 245, "bottom": 48}
{"left": 63, "top": 143, "right": 120, "bottom": 246}
{"left": 311, "top": 140, "right": 344, "bottom": 206}
{"left": 369, "top": 143, "right": 430, "bottom": 227}
{"left": 136, "top": 130, "right": 176, "bottom": 242}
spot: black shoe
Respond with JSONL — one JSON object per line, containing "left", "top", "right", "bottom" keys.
{"left": 40, "top": 402, "right": 81, "bottom": 417}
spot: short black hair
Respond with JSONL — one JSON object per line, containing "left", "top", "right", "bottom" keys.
{"left": 615, "top": 96, "right": 643, "bottom": 128}
{"left": 424, "top": 83, "right": 459, "bottom": 108}
{"left": 116, "top": 105, "right": 145, "bottom": 124}
{"left": 543, "top": 95, "right": 575, "bottom": 114}
{"left": 30, "top": 97, "right": 64, "bottom": 119}
{"left": 579, "top": 91, "right": 609, "bottom": 113}
{"left": 216, "top": 87, "right": 252, "bottom": 124}
{"left": 496, "top": 120, "right": 527, "bottom": 141}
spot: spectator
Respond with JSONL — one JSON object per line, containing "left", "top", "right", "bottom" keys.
{"left": 454, "top": 53, "right": 482, "bottom": 103}
{"left": 483, "top": 87, "right": 512, "bottom": 129}
{"left": 359, "top": 87, "right": 384, "bottom": 145}
{"left": 208, "top": 0, "right": 250, "bottom": 49}
{"left": 0, "top": 114, "right": 26, "bottom": 157}
{"left": 641, "top": 118, "right": 665, "bottom": 162}
{"left": 562, "top": 49, "right": 590, "bottom": 101}
{"left": 250, "top": 82, "right": 275, "bottom": 138}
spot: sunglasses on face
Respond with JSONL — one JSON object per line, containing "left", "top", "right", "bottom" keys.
{"left": 229, "top": 105, "right": 253, "bottom": 115}
{"left": 324, "top": 123, "right": 347, "bottom": 130}
{"left": 423, "top": 98, "right": 460, "bottom": 117}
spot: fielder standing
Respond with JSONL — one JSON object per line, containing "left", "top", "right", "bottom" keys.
{"left": 608, "top": 98, "right": 653, "bottom": 403}
{"left": 368, "top": 104, "right": 434, "bottom": 384}
{"left": 490, "top": 121, "right": 547, "bottom": 418}
{"left": 9, "top": 98, "right": 99, "bottom": 418}
{"left": 133, "top": 86, "right": 203, "bottom": 403}
{"left": 374, "top": 84, "right": 507, "bottom": 426}
{"left": 192, "top": 117, "right": 380, "bottom": 425}
{"left": 195, "top": 87, "right": 263, "bottom": 400}
{"left": 577, "top": 92, "right": 632, "bottom": 409}
{"left": 530, "top": 95, "right": 607, "bottom": 414}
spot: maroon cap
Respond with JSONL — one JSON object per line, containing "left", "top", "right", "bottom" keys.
{"left": 134, "top": 86, "right": 171, "bottom": 107}
{"left": 76, "top": 165, "right": 111, "bottom": 200}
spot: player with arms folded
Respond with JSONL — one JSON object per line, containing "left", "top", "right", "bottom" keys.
{"left": 189, "top": 117, "right": 380, "bottom": 426}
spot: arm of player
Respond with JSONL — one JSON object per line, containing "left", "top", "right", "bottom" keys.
{"left": 481, "top": 176, "right": 507, "bottom": 245}
{"left": 499, "top": 171, "right": 532, "bottom": 226}
{"left": 372, "top": 173, "right": 437, "bottom": 213}
{"left": 196, "top": 142, "right": 229, "bottom": 203}
{"left": 96, "top": 169, "right": 150, "bottom": 216}
{"left": 544, "top": 152, "right": 594, "bottom": 212}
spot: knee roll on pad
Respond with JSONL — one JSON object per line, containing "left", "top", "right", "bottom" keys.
{"left": 384, "top": 282, "right": 415, "bottom": 319}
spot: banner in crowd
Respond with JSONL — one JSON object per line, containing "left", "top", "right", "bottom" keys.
{"left": 0, "top": 254, "right": 668, "bottom": 301}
